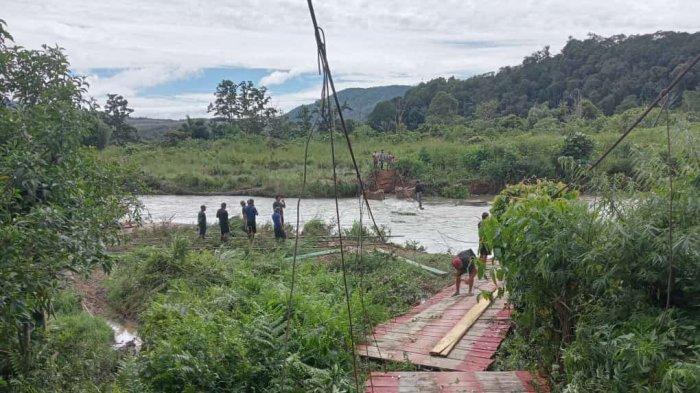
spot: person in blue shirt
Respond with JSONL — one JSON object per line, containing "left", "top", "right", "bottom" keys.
{"left": 244, "top": 198, "right": 259, "bottom": 240}
{"left": 272, "top": 207, "right": 286, "bottom": 240}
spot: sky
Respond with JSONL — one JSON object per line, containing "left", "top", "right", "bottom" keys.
{"left": 4, "top": 1, "right": 699, "bottom": 119}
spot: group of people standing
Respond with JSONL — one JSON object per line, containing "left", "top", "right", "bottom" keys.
{"left": 196, "top": 195, "right": 287, "bottom": 242}
{"left": 197, "top": 190, "right": 490, "bottom": 298}
{"left": 372, "top": 150, "right": 396, "bottom": 169}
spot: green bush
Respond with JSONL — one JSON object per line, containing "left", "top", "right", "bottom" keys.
{"left": 483, "top": 135, "right": 700, "bottom": 391}
{"left": 6, "top": 312, "right": 120, "bottom": 392}
{"left": 302, "top": 219, "right": 333, "bottom": 237}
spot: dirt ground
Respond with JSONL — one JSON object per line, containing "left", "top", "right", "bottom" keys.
{"left": 70, "top": 268, "right": 111, "bottom": 317}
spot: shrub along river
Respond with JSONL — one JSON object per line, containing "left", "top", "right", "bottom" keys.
{"left": 139, "top": 195, "right": 494, "bottom": 254}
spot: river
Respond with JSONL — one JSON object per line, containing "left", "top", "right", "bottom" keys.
{"left": 139, "top": 195, "right": 493, "bottom": 254}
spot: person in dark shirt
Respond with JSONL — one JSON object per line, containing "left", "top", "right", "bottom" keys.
{"left": 272, "top": 208, "right": 285, "bottom": 240}
{"left": 478, "top": 212, "right": 490, "bottom": 263}
{"left": 244, "top": 199, "right": 259, "bottom": 240}
{"left": 272, "top": 195, "right": 286, "bottom": 225}
{"left": 216, "top": 202, "right": 230, "bottom": 241}
{"left": 240, "top": 200, "right": 247, "bottom": 232}
{"left": 451, "top": 249, "right": 478, "bottom": 296}
{"left": 197, "top": 205, "right": 207, "bottom": 239}
{"left": 414, "top": 180, "right": 425, "bottom": 210}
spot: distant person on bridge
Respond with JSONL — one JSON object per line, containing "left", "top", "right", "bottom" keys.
{"left": 244, "top": 199, "right": 259, "bottom": 240}
{"left": 216, "top": 202, "right": 230, "bottom": 241}
{"left": 197, "top": 205, "right": 207, "bottom": 239}
{"left": 272, "top": 207, "right": 286, "bottom": 241}
{"left": 478, "top": 212, "right": 490, "bottom": 263}
{"left": 414, "top": 180, "right": 425, "bottom": 210}
{"left": 272, "top": 195, "right": 286, "bottom": 225}
{"left": 451, "top": 249, "right": 478, "bottom": 296}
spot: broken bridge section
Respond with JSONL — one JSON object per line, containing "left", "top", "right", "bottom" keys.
{"left": 357, "top": 278, "right": 511, "bottom": 372}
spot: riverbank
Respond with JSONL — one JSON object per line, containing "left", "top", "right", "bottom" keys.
{"left": 101, "top": 124, "right": 679, "bottom": 198}
{"left": 137, "top": 195, "right": 493, "bottom": 253}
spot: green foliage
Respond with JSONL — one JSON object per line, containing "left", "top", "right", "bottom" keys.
{"left": 83, "top": 112, "right": 113, "bottom": 149}
{"left": 374, "top": 32, "right": 700, "bottom": 128}
{"left": 105, "top": 116, "right": 697, "bottom": 197}
{"left": 207, "top": 80, "right": 277, "bottom": 135}
{"left": 302, "top": 218, "right": 333, "bottom": 237}
{"left": 474, "top": 99, "right": 499, "bottom": 121}
{"left": 179, "top": 116, "right": 210, "bottom": 139}
{"left": 103, "top": 93, "right": 139, "bottom": 144}
{"left": 427, "top": 91, "right": 459, "bottom": 118}
{"left": 3, "top": 288, "right": 121, "bottom": 392}
{"left": 482, "top": 131, "right": 700, "bottom": 391}
{"left": 367, "top": 100, "right": 397, "bottom": 132}
{"left": 102, "top": 235, "right": 450, "bottom": 391}
{"left": 560, "top": 131, "right": 595, "bottom": 162}
{"left": 682, "top": 88, "right": 700, "bottom": 118}
{"left": 0, "top": 24, "right": 139, "bottom": 382}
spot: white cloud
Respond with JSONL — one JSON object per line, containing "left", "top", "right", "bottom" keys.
{"left": 4, "top": 0, "right": 699, "bottom": 118}
{"left": 260, "top": 69, "right": 304, "bottom": 86}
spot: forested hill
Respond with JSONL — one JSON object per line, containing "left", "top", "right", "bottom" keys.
{"left": 286, "top": 84, "right": 410, "bottom": 121}
{"left": 126, "top": 117, "right": 185, "bottom": 140}
{"left": 371, "top": 31, "right": 700, "bottom": 129}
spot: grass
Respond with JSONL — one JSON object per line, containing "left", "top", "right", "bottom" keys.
{"left": 97, "top": 222, "right": 453, "bottom": 391}
{"left": 101, "top": 115, "right": 699, "bottom": 198}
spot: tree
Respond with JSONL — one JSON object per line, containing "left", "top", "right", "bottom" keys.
{"left": 374, "top": 31, "right": 700, "bottom": 127}
{"left": 474, "top": 99, "right": 499, "bottom": 120}
{"left": 579, "top": 99, "right": 601, "bottom": 120}
{"left": 82, "top": 113, "right": 112, "bottom": 149}
{"left": 367, "top": 100, "right": 396, "bottom": 132}
{"left": 427, "top": 91, "right": 458, "bottom": 118}
{"left": 180, "top": 116, "right": 210, "bottom": 139}
{"left": 103, "top": 94, "right": 138, "bottom": 144}
{"left": 0, "top": 21, "right": 139, "bottom": 377}
{"left": 296, "top": 105, "right": 314, "bottom": 134}
{"left": 681, "top": 88, "right": 700, "bottom": 116}
{"left": 207, "top": 80, "right": 278, "bottom": 134}
{"left": 207, "top": 79, "right": 239, "bottom": 122}
{"left": 560, "top": 132, "right": 595, "bottom": 162}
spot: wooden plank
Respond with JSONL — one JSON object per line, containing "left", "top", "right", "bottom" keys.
{"left": 430, "top": 297, "right": 492, "bottom": 357}
{"left": 365, "top": 371, "right": 540, "bottom": 393}
{"left": 376, "top": 248, "right": 448, "bottom": 276}
{"left": 284, "top": 249, "right": 339, "bottom": 261}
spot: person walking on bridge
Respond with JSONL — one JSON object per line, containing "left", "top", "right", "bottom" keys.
{"left": 216, "top": 202, "right": 230, "bottom": 241}
{"left": 197, "top": 205, "right": 207, "bottom": 239}
{"left": 478, "top": 212, "right": 490, "bottom": 263}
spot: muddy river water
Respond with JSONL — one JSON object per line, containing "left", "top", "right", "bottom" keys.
{"left": 139, "top": 195, "right": 494, "bottom": 254}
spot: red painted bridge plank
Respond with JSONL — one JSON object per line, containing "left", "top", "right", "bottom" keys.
{"left": 365, "top": 372, "right": 541, "bottom": 393}
{"left": 358, "top": 276, "right": 511, "bottom": 372}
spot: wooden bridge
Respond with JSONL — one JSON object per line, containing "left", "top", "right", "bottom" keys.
{"left": 358, "top": 276, "right": 544, "bottom": 392}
